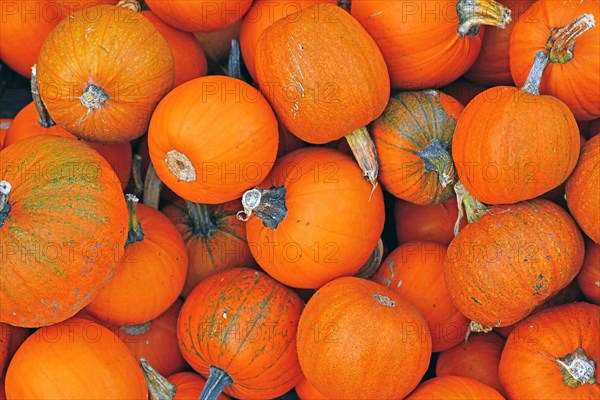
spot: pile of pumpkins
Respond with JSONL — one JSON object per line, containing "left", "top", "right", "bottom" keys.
{"left": 0, "top": 0, "right": 599, "bottom": 399}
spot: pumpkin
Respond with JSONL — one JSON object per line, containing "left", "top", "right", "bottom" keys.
{"left": 440, "top": 79, "right": 489, "bottom": 107}
{"left": 148, "top": 75, "right": 278, "bottom": 204}
{"left": 295, "top": 375, "right": 327, "bottom": 400}
{"left": 565, "top": 134, "right": 600, "bottom": 243}
{"left": 85, "top": 194, "right": 188, "bottom": 325}
{"left": 577, "top": 240, "right": 600, "bottom": 304}
{"left": 452, "top": 51, "right": 580, "bottom": 204}
{"left": 436, "top": 332, "right": 506, "bottom": 396}
{"left": 297, "top": 276, "right": 431, "bottom": 399}
{"left": 0, "top": 323, "right": 29, "bottom": 377}
{"left": 141, "top": 10, "right": 208, "bottom": 88}
{"left": 373, "top": 241, "right": 470, "bottom": 352}
{"left": 241, "top": 147, "right": 385, "bottom": 289}
{"left": 0, "top": 119, "right": 10, "bottom": 149}
{"left": 193, "top": 21, "right": 242, "bottom": 62}
{"left": 499, "top": 302, "right": 600, "bottom": 399}
{"left": 350, "top": 0, "right": 511, "bottom": 90}
{"left": 395, "top": 197, "right": 467, "bottom": 245}
{"left": 371, "top": 90, "right": 464, "bottom": 205}
{"left": 510, "top": 0, "right": 600, "bottom": 120}
{"left": 445, "top": 198, "right": 585, "bottom": 328}
{"left": 4, "top": 317, "right": 148, "bottom": 399}
{"left": 406, "top": 376, "right": 505, "bottom": 399}
{"left": 36, "top": 4, "right": 175, "bottom": 143}
{"left": 0, "top": 136, "right": 128, "bottom": 327}
{"left": 161, "top": 198, "right": 257, "bottom": 298}
{"left": 464, "top": 0, "right": 536, "bottom": 85}
{"left": 277, "top": 119, "right": 307, "bottom": 158}
{"left": 177, "top": 267, "right": 304, "bottom": 400}
{"left": 146, "top": 0, "right": 252, "bottom": 32}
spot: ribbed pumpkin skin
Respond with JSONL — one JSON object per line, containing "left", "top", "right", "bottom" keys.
{"left": 167, "top": 372, "right": 231, "bottom": 400}
{"left": 0, "top": 136, "right": 128, "bottom": 327}
{"left": 565, "top": 134, "right": 600, "bottom": 243}
{"left": 499, "top": 302, "right": 600, "bottom": 399}
{"left": 371, "top": 90, "right": 464, "bottom": 205}
{"left": 445, "top": 199, "right": 585, "bottom": 327}
{"left": 4, "top": 318, "right": 148, "bottom": 399}
{"left": 297, "top": 277, "right": 431, "bottom": 400}
{"left": 452, "top": 86, "right": 580, "bottom": 204}
{"left": 255, "top": 3, "right": 390, "bottom": 144}
{"left": 148, "top": 75, "right": 279, "bottom": 204}
{"left": 36, "top": 5, "right": 175, "bottom": 143}
{"left": 510, "top": 0, "right": 600, "bottom": 120}
{"left": 245, "top": 147, "right": 385, "bottom": 289}
{"left": 178, "top": 268, "right": 304, "bottom": 399}
{"left": 577, "top": 240, "right": 600, "bottom": 304}
{"left": 406, "top": 376, "right": 505, "bottom": 399}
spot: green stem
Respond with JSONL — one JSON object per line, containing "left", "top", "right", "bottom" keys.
{"left": 453, "top": 181, "right": 488, "bottom": 235}
{"left": 546, "top": 14, "right": 596, "bottom": 64}
{"left": 143, "top": 162, "right": 162, "bottom": 210}
{"left": 31, "top": 64, "right": 55, "bottom": 128}
{"left": 186, "top": 201, "right": 217, "bottom": 236}
{"left": 139, "top": 358, "right": 177, "bottom": 400}
{"left": 456, "top": 0, "right": 512, "bottom": 36}
{"left": 345, "top": 126, "right": 379, "bottom": 193}
{"left": 0, "top": 180, "right": 12, "bottom": 228}
{"left": 418, "top": 138, "right": 455, "bottom": 188}
{"left": 521, "top": 51, "right": 550, "bottom": 96}
{"left": 556, "top": 348, "right": 597, "bottom": 388}
{"left": 199, "top": 366, "right": 233, "bottom": 400}
{"left": 237, "top": 186, "right": 288, "bottom": 229}
{"left": 125, "top": 194, "right": 145, "bottom": 246}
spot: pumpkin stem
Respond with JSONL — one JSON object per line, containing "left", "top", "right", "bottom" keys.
{"left": 453, "top": 181, "right": 488, "bottom": 235}
{"left": 126, "top": 154, "right": 145, "bottom": 199}
{"left": 337, "top": 0, "right": 351, "bottom": 11}
{"left": 236, "top": 186, "right": 288, "bottom": 229}
{"left": 521, "top": 51, "right": 550, "bottom": 96}
{"left": 372, "top": 293, "right": 396, "bottom": 307}
{"left": 199, "top": 366, "right": 233, "bottom": 400}
{"left": 186, "top": 201, "right": 217, "bottom": 236}
{"left": 418, "top": 139, "right": 455, "bottom": 188}
{"left": 355, "top": 238, "right": 384, "bottom": 279}
{"left": 31, "top": 64, "right": 55, "bottom": 128}
{"left": 344, "top": 126, "right": 380, "bottom": 194}
{"left": 120, "top": 320, "right": 152, "bottom": 335}
{"left": 164, "top": 149, "right": 196, "bottom": 183}
{"left": 464, "top": 321, "right": 493, "bottom": 349}
{"left": 139, "top": 358, "right": 177, "bottom": 400}
{"left": 117, "top": 0, "right": 141, "bottom": 12}
{"left": 456, "top": 0, "right": 512, "bottom": 36}
{"left": 555, "top": 348, "right": 597, "bottom": 388}
{"left": 143, "top": 162, "right": 163, "bottom": 210}
{"left": 0, "top": 180, "right": 12, "bottom": 228}
{"left": 546, "top": 14, "right": 595, "bottom": 64}
{"left": 228, "top": 39, "right": 243, "bottom": 80}
{"left": 80, "top": 83, "right": 109, "bottom": 111}
{"left": 125, "top": 194, "right": 145, "bottom": 246}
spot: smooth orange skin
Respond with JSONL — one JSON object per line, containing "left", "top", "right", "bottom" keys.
{"left": 167, "top": 372, "right": 231, "bottom": 400}
{"left": 373, "top": 241, "right": 469, "bottom": 352}
{"left": 245, "top": 147, "right": 385, "bottom": 289}
{"left": 36, "top": 5, "right": 175, "bottom": 143}
{"left": 371, "top": 90, "right": 464, "bottom": 205}
{"left": 177, "top": 268, "right": 304, "bottom": 399}
{"left": 0, "top": 136, "right": 128, "bottom": 327}
{"left": 452, "top": 86, "right": 580, "bottom": 204}
{"left": 0, "top": 323, "right": 29, "bottom": 377}
{"left": 239, "top": 0, "right": 335, "bottom": 80}
{"left": 0, "top": 119, "right": 11, "bottom": 149}
{"left": 4, "top": 318, "right": 148, "bottom": 399}
{"left": 499, "top": 302, "right": 600, "bottom": 399}
{"left": 436, "top": 332, "right": 507, "bottom": 396}
{"left": 148, "top": 75, "right": 279, "bottom": 204}
{"left": 142, "top": 10, "right": 208, "bottom": 88}
{"left": 407, "top": 376, "right": 505, "bottom": 399}
{"left": 255, "top": 3, "right": 390, "bottom": 144}
{"left": 295, "top": 376, "right": 327, "bottom": 400}
{"left": 351, "top": 1, "right": 483, "bottom": 90}
{"left": 297, "top": 277, "right": 432, "bottom": 400}
{"left": 510, "top": 0, "right": 600, "bottom": 120}
{"left": 577, "top": 240, "right": 600, "bottom": 304}
{"left": 565, "top": 134, "right": 600, "bottom": 243}
{"left": 86, "top": 203, "right": 188, "bottom": 325}
{"left": 465, "top": 0, "right": 536, "bottom": 86}
{"left": 5, "top": 102, "right": 132, "bottom": 189}
{"left": 445, "top": 199, "right": 585, "bottom": 327}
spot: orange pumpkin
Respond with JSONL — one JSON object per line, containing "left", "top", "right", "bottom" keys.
{"left": 177, "top": 268, "right": 304, "bottom": 399}
{"left": 0, "top": 136, "right": 128, "bottom": 327}
{"left": 350, "top": 0, "right": 511, "bottom": 89}
{"left": 440, "top": 78, "right": 489, "bottom": 107}
{"left": 36, "top": 4, "right": 175, "bottom": 143}
{"left": 295, "top": 375, "right": 327, "bottom": 400}
{"left": 565, "top": 134, "right": 600, "bottom": 243}
{"left": 0, "top": 323, "right": 29, "bottom": 377}
{"left": 406, "top": 376, "right": 505, "bottom": 399}
{"left": 297, "top": 276, "right": 431, "bottom": 399}
{"left": 148, "top": 75, "right": 279, "bottom": 204}
{"left": 445, "top": 199, "right": 585, "bottom": 328}
{"left": 577, "top": 240, "right": 600, "bottom": 304}
{"left": 499, "top": 302, "right": 600, "bottom": 399}
{"left": 510, "top": 0, "right": 600, "bottom": 120}
{"left": 0, "top": 119, "right": 11, "bottom": 149}
{"left": 193, "top": 21, "right": 242, "bottom": 62}
{"left": 242, "top": 147, "right": 385, "bottom": 289}
{"left": 4, "top": 317, "right": 148, "bottom": 399}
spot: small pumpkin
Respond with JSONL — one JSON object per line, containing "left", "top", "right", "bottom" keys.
{"left": 297, "top": 276, "right": 431, "bottom": 399}
{"left": 0, "top": 136, "right": 128, "bottom": 327}
{"left": 371, "top": 90, "right": 464, "bottom": 205}
{"left": 177, "top": 267, "right": 304, "bottom": 400}
{"left": 0, "top": 323, "right": 29, "bottom": 377}
{"left": 577, "top": 240, "right": 600, "bottom": 304}
{"left": 36, "top": 3, "right": 175, "bottom": 143}
{"left": 498, "top": 302, "right": 600, "bottom": 399}
{"left": 406, "top": 376, "right": 505, "bottom": 399}
{"left": 565, "top": 134, "right": 600, "bottom": 243}
{"left": 4, "top": 317, "right": 148, "bottom": 399}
